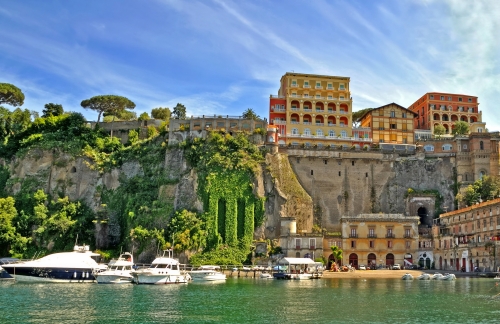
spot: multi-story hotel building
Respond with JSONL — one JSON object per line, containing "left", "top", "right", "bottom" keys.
{"left": 408, "top": 92, "right": 485, "bottom": 135}
{"left": 358, "top": 103, "right": 417, "bottom": 145}
{"left": 339, "top": 214, "right": 419, "bottom": 269}
{"left": 433, "top": 198, "right": 500, "bottom": 272}
{"left": 269, "top": 72, "right": 372, "bottom": 148}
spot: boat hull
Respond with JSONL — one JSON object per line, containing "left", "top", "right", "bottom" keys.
{"left": 95, "top": 272, "right": 134, "bottom": 284}
{"left": 133, "top": 273, "right": 189, "bottom": 285}
{"left": 2, "top": 266, "right": 97, "bottom": 283}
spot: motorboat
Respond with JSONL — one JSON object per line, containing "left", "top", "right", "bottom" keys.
{"left": 401, "top": 273, "right": 414, "bottom": 280}
{"left": 416, "top": 273, "right": 431, "bottom": 280}
{"left": 439, "top": 273, "right": 456, "bottom": 280}
{"left": 189, "top": 265, "right": 227, "bottom": 281}
{"left": 94, "top": 252, "right": 134, "bottom": 284}
{"left": 0, "top": 258, "right": 19, "bottom": 279}
{"left": 132, "top": 250, "right": 190, "bottom": 285}
{"left": 494, "top": 275, "right": 500, "bottom": 280}
{"left": 431, "top": 273, "right": 444, "bottom": 280}
{"left": 260, "top": 272, "right": 273, "bottom": 279}
{"left": 1, "top": 245, "right": 106, "bottom": 283}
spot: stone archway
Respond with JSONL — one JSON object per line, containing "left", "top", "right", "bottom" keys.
{"left": 386, "top": 253, "right": 394, "bottom": 267}
{"left": 407, "top": 195, "right": 435, "bottom": 226}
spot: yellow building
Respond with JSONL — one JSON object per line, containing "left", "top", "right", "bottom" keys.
{"left": 340, "top": 214, "right": 419, "bottom": 269}
{"left": 359, "top": 103, "right": 417, "bottom": 144}
{"left": 270, "top": 72, "right": 365, "bottom": 148}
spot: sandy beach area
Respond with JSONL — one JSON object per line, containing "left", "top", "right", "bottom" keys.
{"left": 322, "top": 269, "right": 424, "bottom": 279}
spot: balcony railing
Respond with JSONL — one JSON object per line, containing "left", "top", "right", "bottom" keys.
{"left": 315, "top": 122, "right": 324, "bottom": 126}
{"left": 403, "top": 234, "right": 412, "bottom": 238}
{"left": 368, "top": 234, "right": 377, "bottom": 238}
{"left": 386, "top": 234, "right": 395, "bottom": 238}
{"left": 315, "top": 86, "right": 323, "bottom": 89}
{"left": 303, "top": 109, "right": 312, "bottom": 112}
{"left": 349, "top": 234, "right": 358, "bottom": 238}
{"left": 303, "top": 85, "right": 311, "bottom": 88}
{"left": 291, "top": 108, "right": 300, "bottom": 111}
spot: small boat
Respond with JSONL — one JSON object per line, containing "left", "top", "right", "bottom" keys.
{"left": 431, "top": 273, "right": 444, "bottom": 280}
{"left": 189, "top": 265, "right": 226, "bottom": 281}
{"left": 416, "top": 273, "right": 431, "bottom": 280}
{"left": 260, "top": 272, "right": 273, "bottom": 279}
{"left": 132, "top": 250, "right": 190, "bottom": 285}
{"left": 94, "top": 252, "right": 134, "bottom": 284}
{"left": 494, "top": 275, "right": 500, "bottom": 280}
{"left": 401, "top": 273, "right": 414, "bottom": 280}
{"left": 439, "top": 273, "right": 456, "bottom": 281}
{"left": 1, "top": 245, "right": 106, "bottom": 283}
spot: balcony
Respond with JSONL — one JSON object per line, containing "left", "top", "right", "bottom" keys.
{"left": 273, "top": 107, "right": 286, "bottom": 112}
{"left": 291, "top": 84, "right": 298, "bottom": 88}
{"left": 315, "top": 86, "right": 323, "bottom": 89}
{"left": 303, "top": 85, "right": 311, "bottom": 88}
{"left": 272, "top": 120, "right": 286, "bottom": 125}
{"left": 367, "top": 234, "right": 377, "bottom": 238}
{"left": 291, "top": 108, "right": 300, "bottom": 111}
{"left": 386, "top": 234, "right": 395, "bottom": 238}
{"left": 403, "top": 234, "right": 412, "bottom": 238}
{"left": 290, "top": 121, "right": 300, "bottom": 124}
{"left": 303, "top": 121, "right": 312, "bottom": 125}
{"left": 338, "top": 111, "right": 348, "bottom": 114}
{"left": 303, "top": 109, "right": 312, "bottom": 112}
{"left": 349, "top": 234, "right": 358, "bottom": 238}
{"left": 315, "top": 122, "right": 324, "bottom": 126}
{"left": 327, "top": 86, "right": 334, "bottom": 90}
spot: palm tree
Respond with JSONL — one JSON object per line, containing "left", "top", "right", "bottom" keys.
{"left": 330, "top": 245, "right": 343, "bottom": 266}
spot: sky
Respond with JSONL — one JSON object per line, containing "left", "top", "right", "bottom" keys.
{"left": 0, "top": 0, "right": 499, "bottom": 130}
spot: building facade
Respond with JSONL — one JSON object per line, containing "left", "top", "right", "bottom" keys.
{"left": 408, "top": 92, "right": 485, "bottom": 135}
{"left": 269, "top": 72, "right": 371, "bottom": 148}
{"left": 359, "top": 103, "right": 417, "bottom": 145}
{"left": 433, "top": 198, "right": 500, "bottom": 272}
{"left": 339, "top": 214, "right": 419, "bottom": 269}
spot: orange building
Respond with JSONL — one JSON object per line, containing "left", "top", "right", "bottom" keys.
{"left": 359, "top": 103, "right": 417, "bottom": 144}
{"left": 269, "top": 72, "right": 371, "bottom": 148}
{"left": 408, "top": 92, "right": 485, "bottom": 135}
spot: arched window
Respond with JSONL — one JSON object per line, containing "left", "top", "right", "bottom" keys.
{"left": 316, "top": 129, "right": 324, "bottom": 136}
{"left": 292, "top": 128, "right": 299, "bottom": 135}
{"left": 304, "top": 128, "right": 311, "bottom": 136}
{"left": 480, "top": 141, "right": 484, "bottom": 150}
{"left": 479, "top": 170, "right": 486, "bottom": 179}
{"left": 442, "top": 144, "right": 453, "bottom": 151}
{"left": 329, "top": 130, "right": 336, "bottom": 137}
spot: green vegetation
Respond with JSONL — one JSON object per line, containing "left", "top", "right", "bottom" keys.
{"left": 242, "top": 108, "right": 260, "bottom": 120}
{"left": 456, "top": 176, "right": 500, "bottom": 207}
{"left": 42, "top": 103, "right": 64, "bottom": 118}
{"left": 80, "top": 95, "right": 136, "bottom": 124}
{"left": 433, "top": 124, "right": 446, "bottom": 138}
{"left": 0, "top": 83, "right": 25, "bottom": 107}
{"left": 179, "top": 131, "right": 266, "bottom": 264}
{"left": 452, "top": 121, "right": 470, "bottom": 135}
{"left": 172, "top": 103, "right": 187, "bottom": 120}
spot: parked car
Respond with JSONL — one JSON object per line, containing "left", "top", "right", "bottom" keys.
{"left": 359, "top": 264, "right": 366, "bottom": 270}
{"left": 392, "top": 264, "right": 401, "bottom": 270}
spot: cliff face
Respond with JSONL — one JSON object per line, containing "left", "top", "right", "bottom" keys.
{"left": 3, "top": 147, "right": 456, "bottom": 247}
{"left": 289, "top": 151, "right": 456, "bottom": 230}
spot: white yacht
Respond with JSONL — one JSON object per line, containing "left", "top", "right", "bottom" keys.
{"left": 1, "top": 245, "right": 106, "bottom": 283}
{"left": 189, "top": 265, "right": 227, "bottom": 281}
{"left": 132, "top": 250, "right": 190, "bottom": 285}
{"left": 94, "top": 252, "right": 134, "bottom": 284}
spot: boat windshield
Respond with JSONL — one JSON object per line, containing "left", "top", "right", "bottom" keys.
{"left": 151, "top": 264, "right": 171, "bottom": 269}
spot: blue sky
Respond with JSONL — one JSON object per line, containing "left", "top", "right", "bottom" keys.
{"left": 1, "top": 0, "right": 499, "bottom": 130}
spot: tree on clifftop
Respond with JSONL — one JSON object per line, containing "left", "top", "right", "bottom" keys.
{"left": 242, "top": 108, "right": 260, "bottom": 120}
{"left": 80, "top": 95, "right": 136, "bottom": 135}
{"left": 151, "top": 107, "right": 171, "bottom": 120}
{"left": 0, "top": 83, "right": 25, "bottom": 107}
{"left": 352, "top": 108, "right": 372, "bottom": 127}
{"left": 172, "top": 103, "right": 186, "bottom": 119}
{"left": 42, "top": 103, "right": 64, "bottom": 118}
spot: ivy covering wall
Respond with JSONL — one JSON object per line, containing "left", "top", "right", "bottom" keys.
{"left": 182, "top": 131, "right": 265, "bottom": 257}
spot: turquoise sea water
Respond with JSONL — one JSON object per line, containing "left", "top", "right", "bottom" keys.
{"left": 1, "top": 278, "right": 500, "bottom": 323}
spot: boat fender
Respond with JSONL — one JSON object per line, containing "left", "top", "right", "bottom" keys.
{"left": 74, "top": 272, "right": 77, "bottom": 279}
